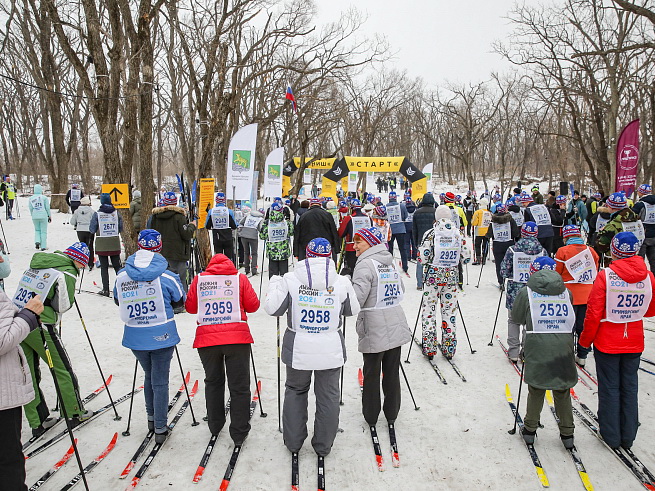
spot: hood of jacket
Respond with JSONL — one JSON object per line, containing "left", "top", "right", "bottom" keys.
{"left": 609, "top": 255, "right": 650, "bottom": 283}
{"left": 30, "top": 251, "right": 78, "bottom": 274}
{"left": 204, "top": 253, "right": 238, "bottom": 275}
{"left": 151, "top": 205, "right": 186, "bottom": 219}
{"left": 99, "top": 203, "right": 116, "bottom": 214}
{"left": 507, "top": 204, "right": 521, "bottom": 213}
{"left": 33, "top": 184, "right": 43, "bottom": 195}
{"left": 420, "top": 193, "right": 436, "bottom": 207}
{"left": 269, "top": 210, "right": 285, "bottom": 223}
{"left": 294, "top": 257, "right": 337, "bottom": 291}
{"left": 597, "top": 205, "right": 613, "bottom": 218}
{"left": 640, "top": 194, "right": 655, "bottom": 205}
{"left": 492, "top": 212, "right": 512, "bottom": 224}
{"left": 515, "top": 237, "right": 544, "bottom": 254}
{"left": 357, "top": 243, "right": 393, "bottom": 266}
{"left": 124, "top": 250, "right": 169, "bottom": 282}
{"left": 526, "top": 269, "right": 566, "bottom": 295}
{"left": 432, "top": 218, "right": 458, "bottom": 235}
{"left": 405, "top": 202, "right": 417, "bottom": 214}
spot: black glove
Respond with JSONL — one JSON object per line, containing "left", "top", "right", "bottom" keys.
{"left": 48, "top": 217, "right": 52, "bottom": 223}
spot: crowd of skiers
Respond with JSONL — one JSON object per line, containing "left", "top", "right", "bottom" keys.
{"left": 3, "top": 179, "right": 655, "bottom": 489}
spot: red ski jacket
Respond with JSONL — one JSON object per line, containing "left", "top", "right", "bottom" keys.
{"left": 580, "top": 255, "right": 655, "bottom": 354}
{"left": 185, "top": 254, "right": 260, "bottom": 348}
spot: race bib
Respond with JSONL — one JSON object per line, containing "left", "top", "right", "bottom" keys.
{"left": 197, "top": 275, "right": 241, "bottom": 325}
{"left": 512, "top": 251, "right": 540, "bottom": 283}
{"left": 234, "top": 210, "right": 244, "bottom": 222}
{"left": 481, "top": 211, "right": 492, "bottom": 228}
{"left": 98, "top": 211, "right": 119, "bottom": 237}
{"left": 70, "top": 189, "right": 81, "bottom": 202}
{"left": 268, "top": 221, "right": 288, "bottom": 243}
{"left": 644, "top": 203, "right": 655, "bottom": 225}
{"left": 510, "top": 211, "right": 524, "bottom": 227}
{"left": 405, "top": 211, "right": 414, "bottom": 223}
{"left": 13, "top": 268, "right": 61, "bottom": 309}
{"left": 432, "top": 234, "right": 461, "bottom": 268}
{"left": 451, "top": 209, "right": 461, "bottom": 227}
{"left": 30, "top": 195, "right": 45, "bottom": 211}
{"left": 351, "top": 216, "right": 371, "bottom": 237}
{"left": 372, "top": 260, "right": 404, "bottom": 309}
{"left": 564, "top": 247, "right": 597, "bottom": 284}
{"left": 243, "top": 215, "right": 263, "bottom": 229}
{"left": 622, "top": 221, "right": 645, "bottom": 243}
{"left": 211, "top": 207, "right": 230, "bottom": 230}
{"left": 527, "top": 288, "right": 575, "bottom": 333}
{"left": 530, "top": 204, "right": 551, "bottom": 226}
{"left": 492, "top": 222, "right": 512, "bottom": 242}
{"left": 387, "top": 204, "right": 402, "bottom": 225}
{"left": 292, "top": 282, "right": 340, "bottom": 334}
{"left": 116, "top": 275, "right": 167, "bottom": 327}
{"left": 375, "top": 223, "right": 390, "bottom": 243}
{"left": 604, "top": 269, "right": 652, "bottom": 323}
{"left": 596, "top": 216, "right": 609, "bottom": 231}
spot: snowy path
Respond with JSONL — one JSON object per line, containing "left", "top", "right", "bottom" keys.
{"left": 10, "top": 196, "right": 654, "bottom": 490}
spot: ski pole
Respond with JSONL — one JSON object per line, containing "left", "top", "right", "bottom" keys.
{"left": 405, "top": 291, "right": 426, "bottom": 363}
{"left": 39, "top": 324, "right": 90, "bottom": 491}
{"left": 475, "top": 240, "right": 489, "bottom": 288}
{"left": 508, "top": 360, "right": 526, "bottom": 435}
{"left": 465, "top": 263, "right": 469, "bottom": 286}
{"left": 74, "top": 301, "right": 121, "bottom": 420}
{"left": 174, "top": 346, "right": 199, "bottom": 426}
{"left": 249, "top": 345, "right": 268, "bottom": 417}
{"left": 456, "top": 303, "right": 476, "bottom": 354}
{"left": 0, "top": 216, "right": 9, "bottom": 253}
{"left": 487, "top": 281, "right": 505, "bottom": 346}
{"left": 259, "top": 240, "right": 267, "bottom": 298}
{"left": 399, "top": 362, "right": 420, "bottom": 411}
{"left": 339, "top": 316, "right": 346, "bottom": 406}
{"left": 276, "top": 317, "right": 282, "bottom": 433}
{"left": 122, "top": 358, "right": 139, "bottom": 436}
{"left": 77, "top": 268, "right": 85, "bottom": 294}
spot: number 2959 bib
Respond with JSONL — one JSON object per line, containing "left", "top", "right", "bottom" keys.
{"left": 197, "top": 274, "right": 241, "bottom": 325}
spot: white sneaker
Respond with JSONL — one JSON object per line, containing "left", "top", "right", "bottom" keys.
{"left": 575, "top": 356, "right": 586, "bottom": 367}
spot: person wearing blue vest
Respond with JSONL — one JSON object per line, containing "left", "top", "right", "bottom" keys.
{"left": 114, "top": 229, "right": 185, "bottom": 443}
{"left": 386, "top": 191, "right": 409, "bottom": 276}
{"left": 205, "top": 193, "right": 238, "bottom": 262}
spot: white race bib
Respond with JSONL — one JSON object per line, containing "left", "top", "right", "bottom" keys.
{"left": 243, "top": 215, "right": 263, "bottom": 229}
{"left": 405, "top": 211, "right": 414, "bottom": 223}
{"left": 98, "top": 211, "right": 119, "bottom": 237}
{"left": 211, "top": 207, "right": 230, "bottom": 230}
{"left": 387, "top": 204, "right": 402, "bottom": 225}
{"left": 70, "top": 189, "right": 81, "bottom": 202}
{"left": 622, "top": 221, "right": 645, "bottom": 243}
{"left": 351, "top": 216, "right": 371, "bottom": 237}
{"left": 604, "top": 269, "right": 652, "bottom": 323}
{"left": 292, "top": 282, "right": 340, "bottom": 334}
{"left": 644, "top": 203, "right": 655, "bottom": 225}
{"left": 564, "top": 247, "right": 597, "bottom": 284}
{"left": 492, "top": 222, "right": 512, "bottom": 242}
{"left": 512, "top": 251, "right": 541, "bottom": 283}
{"left": 527, "top": 288, "right": 575, "bottom": 333}
{"left": 510, "top": 211, "right": 524, "bottom": 227}
{"left": 29, "top": 195, "right": 45, "bottom": 212}
{"left": 596, "top": 215, "right": 609, "bottom": 231}
{"left": 116, "top": 276, "right": 168, "bottom": 327}
{"left": 197, "top": 275, "right": 241, "bottom": 325}
{"left": 432, "top": 234, "right": 461, "bottom": 268}
{"left": 13, "top": 268, "right": 61, "bottom": 309}
{"left": 481, "top": 211, "right": 492, "bottom": 228}
{"left": 372, "top": 260, "right": 403, "bottom": 309}
{"left": 268, "top": 221, "right": 288, "bottom": 243}
{"left": 530, "top": 204, "right": 551, "bottom": 226}
{"left": 451, "top": 209, "right": 461, "bottom": 227}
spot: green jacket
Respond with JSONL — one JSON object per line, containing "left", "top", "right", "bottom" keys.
{"left": 511, "top": 269, "right": 577, "bottom": 390}
{"left": 596, "top": 207, "right": 639, "bottom": 253}
{"left": 259, "top": 210, "right": 294, "bottom": 261}
{"left": 29, "top": 251, "right": 79, "bottom": 325}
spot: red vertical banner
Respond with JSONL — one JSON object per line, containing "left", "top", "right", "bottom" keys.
{"left": 615, "top": 119, "right": 640, "bottom": 196}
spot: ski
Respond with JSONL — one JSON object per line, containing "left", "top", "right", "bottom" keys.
{"left": 126, "top": 380, "right": 199, "bottom": 489}
{"left": 496, "top": 335, "right": 522, "bottom": 376}
{"left": 388, "top": 422, "right": 400, "bottom": 468}
{"left": 218, "top": 381, "right": 262, "bottom": 491}
{"left": 191, "top": 397, "right": 235, "bottom": 483}
{"left": 413, "top": 337, "right": 447, "bottom": 384}
{"left": 60, "top": 433, "right": 118, "bottom": 491}
{"left": 317, "top": 455, "right": 326, "bottom": 491}
{"left": 26, "top": 386, "right": 143, "bottom": 460}
{"left": 505, "top": 384, "right": 549, "bottom": 488}
{"left": 641, "top": 356, "right": 655, "bottom": 367}
{"left": 369, "top": 425, "right": 384, "bottom": 472}
{"left": 291, "top": 452, "right": 299, "bottom": 491}
{"left": 576, "top": 364, "right": 599, "bottom": 386}
{"left": 544, "top": 391, "right": 593, "bottom": 491}
{"left": 27, "top": 440, "right": 77, "bottom": 490}
{"left": 639, "top": 366, "right": 655, "bottom": 377}
{"left": 437, "top": 343, "right": 466, "bottom": 381}
{"left": 119, "top": 373, "right": 190, "bottom": 479}
{"left": 23, "top": 375, "right": 113, "bottom": 451}
{"left": 79, "top": 288, "right": 113, "bottom": 299}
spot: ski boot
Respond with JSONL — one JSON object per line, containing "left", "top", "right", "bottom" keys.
{"left": 560, "top": 434, "right": 574, "bottom": 450}
{"left": 521, "top": 427, "right": 536, "bottom": 445}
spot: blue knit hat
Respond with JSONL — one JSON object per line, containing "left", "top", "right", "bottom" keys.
{"left": 162, "top": 191, "right": 178, "bottom": 206}
{"left": 306, "top": 238, "right": 332, "bottom": 258}
{"left": 518, "top": 192, "right": 533, "bottom": 204}
{"left": 309, "top": 197, "right": 322, "bottom": 207}
{"left": 270, "top": 202, "right": 282, "bottom": 212}
{"left": 274, "top": 196, "right": 282, "bottom": 203}
{"left": 495, "top": 204, "right": 507, "bottom": 214}
{"left": 100, "top": 193, "right": 112, "bottom": 205}
{"left": 556, "top": 195, "right": 567, "bottom": 205}
{"left": 354, "top": 227, "right": 384, "bottom": 246}
{"left": 215, "top": 192, "right": 226, "bottom": 205}
{"left": 529, "top": 256, "right": 556, "bottom": 274}
{"left": 63, "top": 241, "right": 91, "bottom": 266}
{"left": 562, "top": 225, "right": 581, "bottom": 240}
{"left": 389, "top": 191, "right": 397, "bottom": 201}
{"left": 638, "top": 184, "right": 652, "bottom": 196}
{"left": 138, "top": 229, "right": 162, "bottom": 252}
{"left": 350, "top": 198, "right": 362, "bottom": 208}
{"left": 373, "top": 204, "right": 387, "bottom": 218}
{"left": 606, "top": 192, "right": 627, "bottom": 210}
{"left": 521, "top": 221, "right": 538, "bottom": 237}
{"left": 611, "top": 231, "right": 640, "bottom": 259}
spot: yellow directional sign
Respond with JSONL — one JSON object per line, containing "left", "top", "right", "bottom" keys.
{"left": 101, "top": 183, "right": 130, "bottom": 209}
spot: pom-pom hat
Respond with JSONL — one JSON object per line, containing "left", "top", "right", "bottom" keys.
{"left": 606, "top": 192, "right": 627, "bottom": 210}
{"left": 215, "top": 192, "right": 226, "bottom": 205}
{"left": 530, "top": 256, "right": 556, "bottom": 274}
{"left": 63, "top": 242, "right": 91, "bottom": 266}
{"left": 562, "top": 225, "right": 581, "bottom": 240}
{"left": 556, "top": 195, "right": 567, "bottom": 205}
{"left": 611, "top": 232, "right": 640, "bottom": 259}
{"left": 138, "top": 229, "right": 163, "bottom": 252}
{"left": 519, "top": 193, "right": 533, "bottom": 204}
{"left": 162, "top": 191, "right": 177, "bottom": 206}
{"left": 373, "top": 205, "right": 387, "bottom": 218}
{"left": 354, "top": 227, "right": 383, "bottom": 246}
{"left": 444, "top": 192, "right": 455, "bottom": 203}
{"left": 495, "top": 204, "right": 507, "bottom": 214}
{"left": 306, "top": 238, "right": 332, "bottom": 258}
{"left": 638, "top": 184, "right": 652, "bottom": 196}
{"left": 309, "top": 197, "right": 322, "bottom": 207}
{"left": 521, "top": 221, "right": 538, "bottom": 237}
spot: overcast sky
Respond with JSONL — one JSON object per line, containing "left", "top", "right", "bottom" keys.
{"left": 316, "top": 0, "right": 546, "bottom": 86}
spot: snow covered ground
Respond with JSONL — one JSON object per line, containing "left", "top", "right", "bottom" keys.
{"left": 10, "top": 194, "right": 655, "bottom": 491}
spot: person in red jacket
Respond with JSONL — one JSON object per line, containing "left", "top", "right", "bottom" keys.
{"left": 185, "top": 253, "right": 260, "bottom": 444}
{"left": 580, "top": 232, "right": 655, "bottom": 450}
{"left": 337, "top": 199, "right": 372, "bottom": 275}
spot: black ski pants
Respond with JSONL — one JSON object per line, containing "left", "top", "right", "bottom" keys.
{"left": 362, "top": 346, "right": 402, "bottom": 426}
{"left": 197, "top": 343, "right": 251, "bottom": 444}
{"left": 76, "top": 231, "right": 95, "bottom": 268}
{"left": 269, "top": 259, "right": 289, "bottom": 278}
{"left": 0, "top": 407, "right": 26, "bottom": 490}
{"left": 98, "top": 254, "right": 121, "bottom": 291}
{"left": 213, "top": 237, "right": 235, "bottom": 264}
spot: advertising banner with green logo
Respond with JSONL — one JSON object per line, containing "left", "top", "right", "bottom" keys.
{"left": 226, "top": 123, "right": 258, "bottom": 200}
{"left": 264, "top": 147, "right": 284, "bottom": 199}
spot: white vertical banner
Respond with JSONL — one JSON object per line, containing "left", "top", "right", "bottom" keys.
{"left": 226, "top": 123, "right": 258, "bottom": 200}
{"left": 366, "top": 172, "right": 376, "bottom": 193}
{"left": 423, "top": 163, "right": 433, "bottom": 193}
{"left": 264, "top": 147, "right": 284, "bottom": 199}
{"left": 303, "top": 168, "right": 312, "bottom": 184}
{"left": 348, "top": 171, "right": 358, "bottom": 193}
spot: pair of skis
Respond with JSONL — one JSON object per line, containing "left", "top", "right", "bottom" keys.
{"left": 412, "top": 337, "right": 466, "bottom": 383}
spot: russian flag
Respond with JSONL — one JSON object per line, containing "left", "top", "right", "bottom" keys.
{"left": 285, "top": 85, "right": 297, "bottom": 113}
